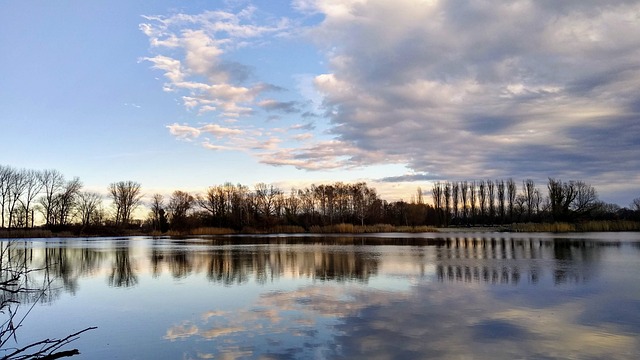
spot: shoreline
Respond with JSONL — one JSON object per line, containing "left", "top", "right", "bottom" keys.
{"left": 2, "top": 220, "right": 640, "bottom": 239}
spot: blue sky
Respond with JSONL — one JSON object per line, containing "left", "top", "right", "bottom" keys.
{"left": 1, "top": 0, "right": 639, "bottom": 205}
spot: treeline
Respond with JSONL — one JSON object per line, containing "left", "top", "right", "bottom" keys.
{"left": 0, "top": 165, "right": 139, "bottom": 232}
{"left": 429, "top": 178, "right": 638, "bottom": 226}
{"left": 1, "top": 164, "right": 640, "bottom": 234}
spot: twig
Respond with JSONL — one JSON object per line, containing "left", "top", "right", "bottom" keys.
{"left": 1, "top": 327, "right": 97, "bottom": 360}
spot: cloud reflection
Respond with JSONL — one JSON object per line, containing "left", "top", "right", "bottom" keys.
{"left": 159, "top": 236, "right": 640, "bottom": 359}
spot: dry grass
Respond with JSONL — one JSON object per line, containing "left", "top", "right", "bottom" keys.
{"left": 241, "top": 225, "right": 306, "bottom": 234}
{"left": 576, "top": 220, "right": 640, "bottom": 232}
{"left": 396, "top": 225, "right": 440, "bottom": 233}
{"left": 308, "top": 223, "right": 438, "bottom": 234}
{"left": 189, "top": 227, "right": 236, "bottom": 235}
{"left": 0, "top": 229, "right": 54, "bottom": 238}
{"left": 511, "top": 222, "right": 576, "bottom": 233}
{"left": 511, "top": 221, "right": 640, "bottom": 233}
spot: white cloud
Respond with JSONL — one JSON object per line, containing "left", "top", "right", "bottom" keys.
{"left": 167, "top": 123, "right": 200, "bottom": 140}
{"left": 299, "top": 0, "right": 640, "bottom": 189}
{"left": 141, "top": 7, "right": 292, "bottom": 118}
{"left": 200, "top": 123, "right": 244, "bottom": 136}
{"left": 145, "top": 1, "right": 640, "bottom": 203}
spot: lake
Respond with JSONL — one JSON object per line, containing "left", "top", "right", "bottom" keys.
{"left": 2, "top": 232, "right": 640, "bottom": 359}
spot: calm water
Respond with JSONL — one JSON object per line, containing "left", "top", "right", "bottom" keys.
{"left": 2, "top": 232, "right": 640, "bottom": 359}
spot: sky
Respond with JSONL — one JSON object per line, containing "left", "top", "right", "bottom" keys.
{"left": 1, "top": 0, "right": 639, "bottom": 206}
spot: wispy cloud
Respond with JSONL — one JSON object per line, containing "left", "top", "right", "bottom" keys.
{"left": 140, "top": 8, "right": 290, "bottom": 118}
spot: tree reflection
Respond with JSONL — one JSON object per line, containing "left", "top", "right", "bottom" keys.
{"left": 148, "top": 241, "right": 380, "bottom": 285}
{"left": 108, "top": 244, "right": 138, "bottom": 287}
{"left": 1, "top": 241, "right": 95, "bottom": 359}
{"left": 434, "top": 237, "right": 609, "bottom": 285}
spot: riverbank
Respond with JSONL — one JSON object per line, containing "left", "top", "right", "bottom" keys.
{"left": 1, "top": 220, "right": 639, "bottom": 239}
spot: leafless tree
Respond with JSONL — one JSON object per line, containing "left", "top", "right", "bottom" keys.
{"left": 523, "top": 179, "right": 536, "bottom": 220}
{"left": 478, "top": 180, "right": 487, "bottom": 219}
{"left": 108, "top": 181, "right": 142, "bottom": 226}
{"left": 168, "top": 190, "right": 194, "bottom": 229}
{"left": 149, "top": 193, "right": 164, "bottom": 231}
{"left": 198, "top": 186, "right": 225, "bottom": 220}
{"left": 507, "top": 178, "right": 517, "bottom": 221}
{"left": 55, "top": 177, "right": 82, "bottom": 226}
{"left": 570, "top": 181, "right": 599, "bottom": 215}
{"left": 284, "top": 188, "right": 301, "bottom": 218}
{"left": 443, "top": 182, "right": 451, "bottom": 225}
{"left": 255, "top": 183, "right": 282, "bottom": 219}
{"left": 299, "top": 188, "right": 314, "bottom": 218}
{"left": 431, "top": 182, "right": 443, "bottom": 225}
{"left": 0, "top": 165, "right": 12, "bottom": 227}
{"left": 497, "top": 179, "right": 506, "bottom": 222}
{"left": 431, "top": 182, "right": 443, "bottom": 211}
{"left": 632, "top": 197, "right": 640, "bottom": 212}
{"left": 20, "top": 169, "right": 43, "bottom": 228}
{"left": 416, "top": 187, "right": 424, "bottom": 205}
{"left": 548, "top": 178, "right": 577, "bottom": 220}
{"left": 6, "top": 168, "right": 27, "bottom": 228}
{"left": 452, "top": 182, "right": 459, "bottom": 221}
{"left": 487, "top": 180, "right": 496, "bottom": 222}
{"left": 77, "top": 192, "right": 102, "bottom": 227}
{"left": 460, "top": 181, "right": 469, "bottom": 222}
{"left": 469, "top": 181, "right": 477, "bottom": 223}
{"left": 38, "top": 169, "right": 65, "bottom": 226}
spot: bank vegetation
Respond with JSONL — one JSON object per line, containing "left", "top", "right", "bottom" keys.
{"left": 1, "top": 164, "right": 639, "bottom": 237}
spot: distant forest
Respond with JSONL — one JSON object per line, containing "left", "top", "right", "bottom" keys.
{"left": 1, "top": 164, "right": 639, "bottom": 234}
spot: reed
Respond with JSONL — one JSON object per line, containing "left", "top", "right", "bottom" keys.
{"left": 576, "top": 220, "right": 640, "bottom": 232}
{"left": 0, "top": 229, "right": 54, "bottom": 238}
{"left": 396, "top": 225, "right": 440, "bottom": 233}
{"left": 240, "top": 225, "right": 306, "bottom": 234}
{"left": 189, "top": 227, "right": 236, "bottom": 235}
{"left": 305, "top": 223, "right": 438, "bottom": 234}
{"left": 510, "top": 220, "right": 640, "bottom": 233}
{"left": 510, "top": 222, "right": 576, "bottom": 232}
{"left": 268, "top": 225, "right": 306, "bottom": 233}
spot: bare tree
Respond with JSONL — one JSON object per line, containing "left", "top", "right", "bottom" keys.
{"left": 632, "top": 197, "right": 640, "bottom": 212}
{"left": 198, "top": 186, "right": 225, "bottom": 222}
{"left": 547, "top": 178, "right": 577, "bottom": 220}
{"left": 77, "top": 191, "right": 102, "bottom": 227}
{"left": 108, "top": 181, "right": 142, "bottom": 226}
{"left": 254, "top": 183, "right": 281, "bottom": 219}
{"left": 487, "top": 180, "right": 495, "bottom": 222}
{"left": 523, "top": 179, "right": 536, "bottom": 220}
{"left": 6, "top": 168, "right": 27, "bottom": 228}
{"left": 53, "top": 177, "right": 82, "bottom": 226}
{"left": 168, "top": 190, "right": 194, "bottom": 229}
{"left": 507, "top": 178, "right": 517, "bottom": 221}
{"left": 469, "top": 181, "right": 477, "bottom": 223}
{"left": 38, "top": 169, "right": 65, "bottom": 226}
{"left": 496, "top": 179, "right": 506, "bottom": 223}
{"left": 149, "top": 193, "right": 165, "bottom": 231}
{"left": 0, "top": 165, "right": 12, "bottom": 227}
{"left": 284, "top": 188, "right": 301, "bottom": 219}
{"left": 460, "top": 181, "right": 469, "bottom": 222}
{"left": 571, "top": 181, "right": 599, "bottom": 216}
{"left": 443, "top": 182, "right": 451, "bottom": 225}
{"left": 431, "top": 182, "right": 443, "bottom": 225}
{"left": 352, "top": 182, "right": 377, "bottom": 226}
{"left": 452, "top": 182, "right": 459, "bottom": 221}
{"left": 20, "top": 169, "right": 43, "bottom": 228}
{"left": 478, "top": 180, "right": 487, "bottom": 220}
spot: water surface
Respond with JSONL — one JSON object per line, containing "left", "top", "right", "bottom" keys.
{"left": 2, "top": 232, "right": 640, "bottom": 359}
